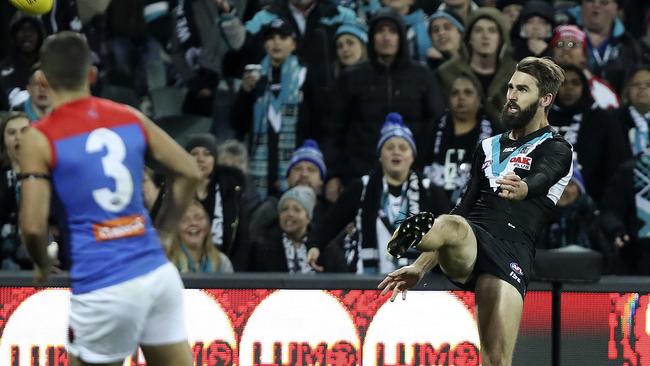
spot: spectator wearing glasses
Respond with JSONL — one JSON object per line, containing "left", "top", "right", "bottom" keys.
{"left": 551, "top": 25, "right": 619, "bottom": 109}
{"left": 548, "top": 63, "right": 630, "bottom": 204}
{"left": 564, "top": 0, "right": 649, "bottom": 93}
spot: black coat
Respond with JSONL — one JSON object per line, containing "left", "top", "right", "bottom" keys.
{"left": 202, "top": 166, "right": 252, "bottom": 271}
{"left": 324, "top": 9, "right": 444, "bottom": 181}
{"left": 548, "top": 68, "right": 630, "bottom": 204}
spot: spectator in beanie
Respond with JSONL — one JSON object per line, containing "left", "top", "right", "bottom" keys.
{"left": 496, "top": 0, "right": 526, "bottom": 29}
{"left": 252, "top": 186, "right": 318, "bottom": 273}
{"left": 510, "top": 0, "right": 555, "bottom": 61}
{"left": 308, "top": 113, "right": 450, "bottom": 274}
{"left": 168, "top": 201, "right": 235, "bottom": 273}
{"left": 551, "top": 25, "right": 619, "bottom": 109}
{"left": 234, "top": 0, "right": 356, "bottom": 89}
{"left": 333, "top": 21, "right": 368, "bottom": 79}
{"left": 184, "top": 134, "right": 252, "bottom": 271}
{"left": 437, "top": 7, "right": 516, "bottom": 124}
{"left": 564, "top": 0, "right": 648, "bottom": 93}
{"left": 548, "top": 64, "right": 630, "bottom": 204}
{"left": 435, "top": 0, "right": 479, "bottom": 23}
{"left": 426, "top": 9, "right": 466, "bottom": 72}
{"left": 232, "top": 18, "right": 322, "bottom": 199}
{"left": 249, "top": 139, "right": 331, "bottom": 245}
{"left": 324, "top": 8, "right": 444, "bottom": 199}
{"left": 614, "top": 66, "right": 650, "bottom": 157}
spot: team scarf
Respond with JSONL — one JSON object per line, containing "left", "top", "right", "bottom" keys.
{"left": 634, "top": 155, "right": 650, "bottom": 238}
{"left": 629, "top": 106, "right": 650, "bottom": 156}
{"left": 343, "top": 170, "right": 421, "bottom": 273}
{"left": 282, "top": 233, "right": 313, "bottom": 274}
{"left": 249, "top": 54, "right": 306, "bottom": 199}
{"left": 403, "top": 9, "right": 432, "bottom": 63}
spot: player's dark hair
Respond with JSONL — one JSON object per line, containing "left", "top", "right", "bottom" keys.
{"left": 39, "top": 31, "right": 91, "bottom": 91}
{"left": 516, "top": 56, "right": 565, "bottom": 110}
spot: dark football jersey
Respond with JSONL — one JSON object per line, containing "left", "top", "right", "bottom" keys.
{"left": 451, "top": 126, "right": 573, "bottom": 244}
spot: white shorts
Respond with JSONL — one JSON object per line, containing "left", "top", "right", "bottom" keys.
{"left": 67, "top": 262, "right": 187, "bottom": 363}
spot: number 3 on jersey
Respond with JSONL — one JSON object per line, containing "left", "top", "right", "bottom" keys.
{"left": 85, "top": 128, "right": 134, "bottom": 212}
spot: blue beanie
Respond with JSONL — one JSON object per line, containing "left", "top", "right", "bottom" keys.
{"left": 335, "top": 21, "right": 368, "bottom": 44}
{"left": 429, "top": 10, "right": 465, "bottom": 33}
{"left": 286, "top": 139, "right": 327, "bottom": 179}
{"left": 376, "top": 113, "right": 417, "bottom": 156}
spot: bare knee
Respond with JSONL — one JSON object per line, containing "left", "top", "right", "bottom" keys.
{"left": 435, "top": 214, "right": 471, "bottom": 244}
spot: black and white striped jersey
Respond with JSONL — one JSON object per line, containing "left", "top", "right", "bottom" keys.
{"left": 451, "top": 126, "right": 573, "bottom": 244}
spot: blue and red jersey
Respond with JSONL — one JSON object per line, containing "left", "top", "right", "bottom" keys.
{"left": 35, "top": 97, "right": 167, "bottom": 294}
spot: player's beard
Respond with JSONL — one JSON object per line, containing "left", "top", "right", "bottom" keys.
{"left": 500, "top": 100, "right": 538, "bottom": 130}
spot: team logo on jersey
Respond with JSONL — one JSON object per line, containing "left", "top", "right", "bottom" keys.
{"left": 482, "top": 159, "right": 492, "bottom": 170}
{"left": 92, "top": 215, "right": 146, "bottom": 241}
{"left": 509, "top": 155, "right": 532, "bottom": 170}
{"left": 510, "top": 262, "right": 524, "bottom": 276}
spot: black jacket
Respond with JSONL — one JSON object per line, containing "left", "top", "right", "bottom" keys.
{"left": 202, "top": 166, "right": 252, "bottom": 271}
{"left": 548, "top": 66, "right": 630, "bottom": 204}
{"left": 325, "top": 8, "right": 444, "bottom": 181}
{"left": 0, "top": 14, "right": 46, "bottom": 104}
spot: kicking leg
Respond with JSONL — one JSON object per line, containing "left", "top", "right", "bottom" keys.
{"left": 141, "top": 341, "right": 193, "bottom": 366}
{"left": 475, "top": 274, "right": 523, "bottom": 366}
{"left": 417, "top": 214, "right": 478, "bottom": 282}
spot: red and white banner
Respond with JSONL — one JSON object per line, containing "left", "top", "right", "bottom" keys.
{"left": 0, "top": 288, "right": 645, "bottom": 365}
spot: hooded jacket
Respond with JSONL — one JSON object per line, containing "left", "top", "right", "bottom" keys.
{"left": 510, "top": 0, "right": 555, "bottom": 61}
{"left": 548, "top": 64, "right": 630, "bottom": 203}
{"left": 0, "top": 13, "right": 46, "bottom": 103}
{"left": 324, "top": 8, "right": 444, "bottom": 181}
{"left": 566, "top": 5, "right": 650, "bottom": 93}
{"left": 437, "top": 7, "right": 517, "bottom": 124}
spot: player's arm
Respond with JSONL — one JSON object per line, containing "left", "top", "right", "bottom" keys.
{"left": 18, "top": 127, "right": 52, "bottom": 281}
{"left": 498, "top": 140, "right": 573, "bottom": 200}
{"left": 131, "top": 108, "right": 201, "bottom": 247}
{"left": 449, "top": 145, "right": 485, "bottom": 216}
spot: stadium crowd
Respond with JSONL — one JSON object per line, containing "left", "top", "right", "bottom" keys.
{"left": 1, "top": 0, "right": 650, "bottom": 275}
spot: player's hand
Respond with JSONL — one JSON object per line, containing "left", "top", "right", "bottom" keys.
{"left": 378, "top": 265, "right": 424, "bottom": 302}
{"left": 325, "top": 178, "right": 342, "bottom": 203}
{"left": 497, "top": 172, "right": 528, "bottom": 200}
{"left": 614, "top": 234, "right": 630, "bottom": 248}
{"left": 241, "top": 71, "right": 259, "bottom": 93}
{"left": 307, "top": 247, "right": 324, "bottom": 272}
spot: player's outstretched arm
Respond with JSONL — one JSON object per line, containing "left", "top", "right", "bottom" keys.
{"left": 378, "top": 252, "right": 438, "bottom": 301}
{"left": 18, "top": 127, "right": 52, "bottom": 284}
{"left": 132, "top": 109, "right": 201, "bottom": 248}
